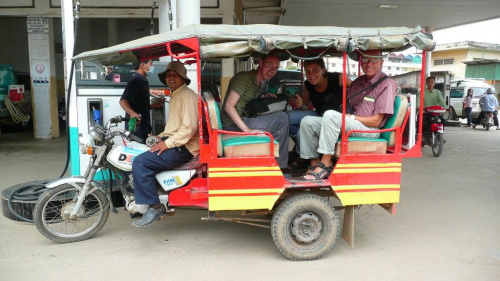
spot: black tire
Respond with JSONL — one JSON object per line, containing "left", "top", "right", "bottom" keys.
{"left": 271, "top": 193, "right": 340, "bottom": 261}
{"left": 486, "top": 120, "right": 490, "bottom": 131}
{"left": 1, "top": 180, "right": 48, "bottom": 222}
{"left": 431, "top": 132, "right": 444, "bottom": 157}
{"left": 33, "top": 183, "right": 110, "bottom": 243}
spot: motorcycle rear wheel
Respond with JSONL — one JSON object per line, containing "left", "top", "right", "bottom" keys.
{"left": 486, "top": 120, "right": 490, "bottom": 131}
{"left": 431, "top": 132, "right": 444, "bottom": 157}
{"left": 34, "top": 183, "right": 110, "bottom": 243}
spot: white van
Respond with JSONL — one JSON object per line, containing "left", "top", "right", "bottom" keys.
{"left": 449, "top": 78, "right": 493, "bottom": 119}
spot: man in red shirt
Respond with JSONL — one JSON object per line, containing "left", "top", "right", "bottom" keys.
{"left": 300, "top": 50, "right": 397, "bottom": 180}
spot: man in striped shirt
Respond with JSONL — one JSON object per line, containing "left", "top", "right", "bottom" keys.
{"left": 301, "top": 50, "right": 397, "bottom": 180}
{"left": 221, "top": 53, "right": 290, "bottom": 169}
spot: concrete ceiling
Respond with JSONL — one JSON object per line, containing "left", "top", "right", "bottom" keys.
{"left": 241, "top": 0, "right": 500, "bottom": 30}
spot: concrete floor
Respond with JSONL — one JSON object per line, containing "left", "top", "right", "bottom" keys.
{"left": 0, "top": 126, "right": 499, "bottom": 281}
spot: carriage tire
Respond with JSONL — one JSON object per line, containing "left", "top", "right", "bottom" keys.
{"left": 271, "top": 193, "right": 340, "bottom": 261}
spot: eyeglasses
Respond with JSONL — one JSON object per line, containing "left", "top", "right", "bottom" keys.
{"left": 165, "top": 74, "right": 182, "bottom": 79}
{"left": 360, "top": 58, "right": 382, "bottom": 64}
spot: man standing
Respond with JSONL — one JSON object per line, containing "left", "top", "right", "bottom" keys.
{"left": 119, "top": 58, "right": 163, "bottom": 141}
{"left": 301, "top": 50, "right": 397, "bottom": 180}
{"left": 220, "top": 52, "right": 289, "bottom": 169}
{"left": 131, "top": 61, "right": 199, "bottom": 227}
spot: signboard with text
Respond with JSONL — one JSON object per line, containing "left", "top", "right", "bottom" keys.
{"left": 27, "top": 17, "right": 49, "bottom": 34}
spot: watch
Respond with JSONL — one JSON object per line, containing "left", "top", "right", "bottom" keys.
{"left": 350, "top": 115, "right": 356, "bottom": 120}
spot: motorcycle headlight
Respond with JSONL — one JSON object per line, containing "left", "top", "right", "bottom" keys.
{"left": 78, "top": 133, "right": 94, "bottom": 154}
{"left": 88, "top": 121, "right": 105, "bottom": 142}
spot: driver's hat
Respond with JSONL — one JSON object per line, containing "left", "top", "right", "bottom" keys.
{"left": 158, "top": 61, "right": 191, "bottom": 86}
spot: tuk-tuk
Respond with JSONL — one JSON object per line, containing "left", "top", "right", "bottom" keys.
{"left": 37, "top": 24, "right": 434, "bottom": 260}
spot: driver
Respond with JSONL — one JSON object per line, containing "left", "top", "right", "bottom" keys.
{"left": 472, "top": 88, "right": 499, "bottom": 130}
{"left": 131, "top": 61, "right": 199, "bottom": 227}
{"left": 416, "top": 76, "right": 448, "bottom": 132}
{"left": 416, "top": 76, "right": 447, "bottom": 109}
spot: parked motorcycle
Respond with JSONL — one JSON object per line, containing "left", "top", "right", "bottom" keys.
{"left": 33, "top": 116, "right": 199, "bottom": 243}
{"left": 422, "top": 106, "right": 446, "bottom": 157}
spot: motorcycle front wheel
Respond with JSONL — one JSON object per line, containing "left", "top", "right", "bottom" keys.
{"left": 431, "top": 132, "right": 444, "bottom": 157}
{"left": 34, "top": 183, "right": 110, "bottom": 243}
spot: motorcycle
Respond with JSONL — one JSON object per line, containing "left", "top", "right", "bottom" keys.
{"left": 474, "top": 111, "right": 495, "bottom": 131}
{"left": 422, "top": 106, "right": 446, "bottom": 157}
{"left": 33, "top": 116, "right": 200, "bottom": 243}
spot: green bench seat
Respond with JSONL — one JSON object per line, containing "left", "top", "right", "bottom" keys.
{"left": 335, "top": 95, "right": 409, "bottom": 156}
{"left": 204, "top": 92, "right": 279, "bottom": 158}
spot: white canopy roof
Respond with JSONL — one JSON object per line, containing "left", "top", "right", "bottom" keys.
{"left": 73, "top": 24, "right": 435, "bottom": 65}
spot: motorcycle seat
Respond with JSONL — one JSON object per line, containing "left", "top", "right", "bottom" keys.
{"left": 173, "top": 155, "right": 203, "bottom": 170}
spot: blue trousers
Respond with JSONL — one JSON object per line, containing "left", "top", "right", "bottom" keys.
{"left": 132, "top": 145, "right": 193, "bottom": 205}
{"left": 465, "top": 107, "right": 472, "bottom": 125}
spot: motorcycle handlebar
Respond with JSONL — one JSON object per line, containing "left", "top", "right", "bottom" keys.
{"left": 129, "top": 134, "right": 143, "bottom": 143}
{"left": 109, "top": 116, "right": 128, "bottom": 124}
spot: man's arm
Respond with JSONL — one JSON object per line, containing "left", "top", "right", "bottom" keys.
{"left": 119, "top": 99, "right": 141, "bottom": 120}
{"left": 437, "top": 90, "right": 447, "bottom": 107}
{"left": 224, "top": 91, "right": 252, "bottom": 132}
{"left": 347, "top": 113, "right": 385, "bottom": 128}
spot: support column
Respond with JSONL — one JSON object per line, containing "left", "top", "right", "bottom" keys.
{"left": 108, "top": 18, "right": 118, "bottom": 47}
{"left": 425, "top": 26, "right": 434, "bottom": 78}
{"left": 27, "top": 17, "right": 59, "bottom": 139}
{"left": 158, "top": 0, "right": 176, "bottom": 63}
{"left": 61, "top": 0, "right": 79, "bottom": 176}
{"left": 220, "top": 0, "right": 236, "bottom": 101}
{"left": 177, "top": 0, "right": 200, "bottom": 93}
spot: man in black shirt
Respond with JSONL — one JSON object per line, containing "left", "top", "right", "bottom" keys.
{"left": 120, "top": 58, "right": 163, "bottom": 141}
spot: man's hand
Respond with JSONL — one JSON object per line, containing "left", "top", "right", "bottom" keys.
{"left": 150, "top": 141, "right": 168, "bottom": 155}
{"left": 130, "top": 112, "right": 142, "bottom": 125}
{"left": 295, "top": 94, "right": 303, "bottom": 108}
{"left": 262, "top": 93, "right": 277, "bottom": 98}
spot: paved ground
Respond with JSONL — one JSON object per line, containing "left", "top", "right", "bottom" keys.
{"left": 0, "top": 125, "right": 499, "bottom": 281}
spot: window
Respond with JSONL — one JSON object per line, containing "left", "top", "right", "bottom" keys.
{"left": 444, "top": 59, "right": 454, "bottom": 65}
{"left": 450, "top": 88, "right": 464, "bottom": 98}
{"left": 434, "top": 59, "right": 443, "bottom": 65}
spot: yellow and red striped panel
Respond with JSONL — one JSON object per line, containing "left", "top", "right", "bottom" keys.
{"left": 208, "top": 166, "right": 286, "bottom": 211}
{"left": 331, "top": 162, "right": 402, "bottom": 205}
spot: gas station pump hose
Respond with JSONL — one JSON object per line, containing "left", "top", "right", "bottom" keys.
{"left": 4, "top": 96, "right": 30, "bottom": 124}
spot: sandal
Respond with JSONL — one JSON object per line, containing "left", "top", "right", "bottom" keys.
{"left": 303, "top": 162, "right": 333, "bottom": 180}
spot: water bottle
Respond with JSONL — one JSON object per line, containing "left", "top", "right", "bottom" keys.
{"left": 128, "top": 117, "right": 137, "bottom": 132}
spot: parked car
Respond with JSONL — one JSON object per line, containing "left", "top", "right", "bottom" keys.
{"left": 276, "top": 79, "right": 302, "bottom": 109}
{"left": 265, "top": 70, "right": 302, "bottom": 94}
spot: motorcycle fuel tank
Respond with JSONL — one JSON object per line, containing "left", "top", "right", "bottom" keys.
{"left": 107, "top": 142, "right": 149, "bottom": 172}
